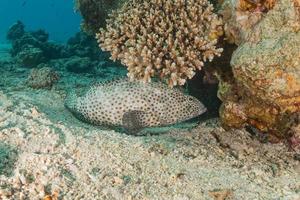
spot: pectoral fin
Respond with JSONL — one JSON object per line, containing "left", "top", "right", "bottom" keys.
{"left": 122, "top": 110, "right": 147, "bottom": 135}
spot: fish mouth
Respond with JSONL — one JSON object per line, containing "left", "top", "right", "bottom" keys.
{"left": 200, "top": 107, "right": 207, "bottom": 115}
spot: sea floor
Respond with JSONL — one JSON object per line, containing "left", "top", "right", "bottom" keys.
{"left": 0, "top": 44, "right": 299, "bottom": 200}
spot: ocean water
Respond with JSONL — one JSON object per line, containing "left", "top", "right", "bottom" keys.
{"left": 0, "top": 0, "right": 81, "bottom": 43}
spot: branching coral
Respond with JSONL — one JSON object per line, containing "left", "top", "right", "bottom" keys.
{"left": 96, "top": 0, "right": 223, "bottom": 87}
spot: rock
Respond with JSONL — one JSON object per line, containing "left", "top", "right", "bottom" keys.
{"left": 65, "top": 56, "right": 94, "bottom": 73}
{"left": 30, "top": 29, "right": 49, "bottom": 43}
{"left": 218, "top": 0, "right": 300, "bottom": 139}
{"left": 11, "top": 33, "right": 42, "bottom": 56}
{"left": 16, "top": 45, "right": 46, "bottom": 67}
{"left": 8, "top": 21, "right": 66, "bottom": 60}
{"left": 219, "top": 0, "right": 276, "bottom": 45}
{"left": 41, "top": 43, "right": 68, "bottom": 60}
{"left": 26, "top": 66, "right": 59, "bottom": 89}
{"left": 74, "top": 0, "right": 126, "bottom": 34}
{"left": 6, "top": 21, "right": 25, "bottom": 41}
{"left": 66, "top": 32, "right": 105, "bottom": 60}
{"left": 209, "top": 189, "right": 233, "bottom": 200}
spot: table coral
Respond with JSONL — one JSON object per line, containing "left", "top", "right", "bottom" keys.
{"left": 218, "top": 0, "right": 300, "bottom": 139}
{"left": 96, "top": 0, "right": 223, "bottom": 87}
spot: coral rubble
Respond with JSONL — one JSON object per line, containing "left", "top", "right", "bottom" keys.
{"left": 218, "top": 0, "right": 300, "bottom": 139}
{"left": 97, "top": 0, "right": 223, "bottom": 87}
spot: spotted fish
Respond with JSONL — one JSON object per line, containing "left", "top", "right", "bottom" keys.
{"left": 65, "top": 79, "right": 207, "bottom": 134}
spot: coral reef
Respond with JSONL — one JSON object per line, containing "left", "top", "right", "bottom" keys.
{"left": 75, "top": 0, "right": 127, "bottom": 34}
{"left": 6, "top": 21, "right": 124, "bottom": 75}
{"left": 97, "top": 0, "right": 223, "bottom": 87}
{"left": 64, "top": 56, "right": 94, "bottom": 73}
{"left": 7, "top": 21, "right": 66, "bottom": 67}
{"left": 15, "top": 45, "right": 46, "bottom": 67}
{"left": 30, "top": 29, "right": 49, "bottom": 43}
{"left": 220, "top": 0, "right": 277, "bottom": 44}
{"left": 6, "top": 21, "right": 25, "bottom": 41}
{"left": 26, "top": 66, "right": 60, "bottom": 89}
{"left": 66, "top": 32, "right": 104, "bottom": 61}
{"left": 218, "top": 0, "right": 300, "bottom": 139}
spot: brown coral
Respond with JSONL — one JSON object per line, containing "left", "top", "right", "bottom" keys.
{"left": 96, "top": 0, "right": 223, "bottom": 87}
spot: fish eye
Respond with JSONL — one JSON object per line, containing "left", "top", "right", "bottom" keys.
{"left": 187, "top": 96, "right": 195, "bottom": 102}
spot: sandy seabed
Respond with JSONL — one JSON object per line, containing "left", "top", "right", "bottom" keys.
{"left": 0, "top": 45, "right": 299, "bottom": 200}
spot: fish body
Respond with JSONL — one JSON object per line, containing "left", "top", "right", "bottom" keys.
{"left": 65, "top": 79, "right": 206, "bottom": 133}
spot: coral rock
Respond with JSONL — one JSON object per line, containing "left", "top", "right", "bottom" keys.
{"left": 220, "top": 0, "right": 277, "bottom": 45}
{"left": 26, "top": 66, "right": 59, "bottom": 89}
{"left": 30, "top": 29, "right": 49, "bottom": 43}
{"left": 75, "top": 0, "right": 126, "bottom": 34}
{"left": 97, "top": 0, "right": 223, "bottom": 87}
{"left": 6, "top": 21, "right": 25, "bottom": 41}
{"left": 218, "top": 0, "right": 300, "bottom": 138}
{"left": 65, "top": 56, "right": 94, "bottom": 73}
{"left": 16, "top": 45, "right": 46, "bottom": 67}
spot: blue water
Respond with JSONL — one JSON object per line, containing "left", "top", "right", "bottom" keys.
{"left": 0, "top": 0, "right": 81, "bottom": 43}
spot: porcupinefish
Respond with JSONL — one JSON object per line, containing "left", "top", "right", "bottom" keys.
{"left": 65, "top": 79, "right": 207, "bottom": 134}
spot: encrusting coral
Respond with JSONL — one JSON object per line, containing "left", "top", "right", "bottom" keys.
{"left": 96, "top": 0, "right": 223, "bottom": 87}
